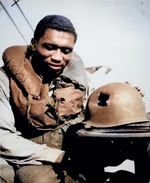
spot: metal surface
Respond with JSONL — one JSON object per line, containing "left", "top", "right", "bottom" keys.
{"left": 78, "top": 121, "right": 150, "bottom": 138}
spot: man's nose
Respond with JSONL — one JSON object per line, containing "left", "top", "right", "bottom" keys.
{"left": 51, "top": 49, "right": 62, "bottom": 61}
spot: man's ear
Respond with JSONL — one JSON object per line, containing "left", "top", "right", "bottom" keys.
{"left": 30, "top": 38, "right": 37, "bottom": 51}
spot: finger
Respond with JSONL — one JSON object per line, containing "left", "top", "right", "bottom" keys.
{"left": 140, "top": 91, "right": 145, "bottom": 97}
{"left": 125, "top": 81, "right": 131, "bottom": 85}
{"left": 135, "top": 86, "right": 141, "bottom": 91}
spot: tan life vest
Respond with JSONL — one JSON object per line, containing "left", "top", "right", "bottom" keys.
{"left": 2, "top": 45, "right": 85, "bottom": 131}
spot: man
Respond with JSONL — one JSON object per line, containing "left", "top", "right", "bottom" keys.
{"left": 0, "top": 15, "right": 88, "bottom": 183}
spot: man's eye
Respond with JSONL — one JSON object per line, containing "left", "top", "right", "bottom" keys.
{"left": 44, "top": 44, "right": 57, "bottom": 51}
{"left": 61, "top": 48, "right": 72, "bottom": 54}
{"left": 44, "top": 45, "right": 53, "bottom": 50}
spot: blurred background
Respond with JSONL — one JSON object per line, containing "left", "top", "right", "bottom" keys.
{"left": 0, "top": 0, "right": 150, "bottom": 112}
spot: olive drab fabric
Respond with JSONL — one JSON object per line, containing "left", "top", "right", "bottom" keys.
{"left": 2, "top": 46, "right": 85, "bottom": 130}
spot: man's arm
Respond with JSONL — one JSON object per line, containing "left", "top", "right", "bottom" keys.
{"left": 0, "top": 69, "right": 64, "bottom": 165}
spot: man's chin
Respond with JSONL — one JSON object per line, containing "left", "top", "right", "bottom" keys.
{"left": 41, "top": 63, "right": 64, "bottom": 77}
{"left": 50, "top": 68, "right": 63, "bottom": 76}
{"left": 55, "top": 70, "right": 63, "bottom": 76}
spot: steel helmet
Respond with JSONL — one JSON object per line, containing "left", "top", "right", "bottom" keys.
{"left": 84, "top": 82, "right": 148, "bottom": 127}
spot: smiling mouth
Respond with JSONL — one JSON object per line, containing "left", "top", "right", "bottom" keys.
{"left": 48, "top": 63, "right": 63, "bottom": 70}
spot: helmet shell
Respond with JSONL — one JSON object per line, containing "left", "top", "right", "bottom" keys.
{"left": 84, "top": 82, "right": 148, "bottom": 127}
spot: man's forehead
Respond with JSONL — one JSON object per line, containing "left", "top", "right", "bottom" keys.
{"left": 44, "top": 29, "right": 74, "bottom": 40}
{"left": 41, "top": 29, "right": 75, "bottom": 47}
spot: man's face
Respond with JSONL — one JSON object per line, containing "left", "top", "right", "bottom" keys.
{"left": 31, "top": 28, "right": 75, "bottom": 76}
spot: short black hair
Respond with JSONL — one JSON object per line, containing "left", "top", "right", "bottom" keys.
{"left": 34, "top": 15, "right": 77, "bottom": 43}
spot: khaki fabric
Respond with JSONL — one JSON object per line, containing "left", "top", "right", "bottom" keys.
{"left": 14, "top": 165, "right": 61, "bottom": 183}
{"left": 30, "top": 111, "right": 85, "bottom": 149}
{"left": 30, "top": 129, "right": 63, "bottom": 150}
{"left": 15, "top": 165, "right": 80, "bottom": 183}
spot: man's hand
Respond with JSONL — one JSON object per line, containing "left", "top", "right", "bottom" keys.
{"left": 125, "top": 81, "right": 145, "bottom": 97}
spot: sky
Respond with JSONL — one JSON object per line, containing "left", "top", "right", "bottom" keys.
{"left": 0, "top": 0, "right": 150, "bottom": 112}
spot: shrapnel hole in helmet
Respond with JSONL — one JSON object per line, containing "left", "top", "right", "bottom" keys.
{"left": 97, "top": 93, "right": 109, "bottom": 107}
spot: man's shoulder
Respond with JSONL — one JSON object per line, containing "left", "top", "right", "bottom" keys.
{"left": 63, "top": 52, "right": 88, "bottom": 90}
{"left": 3, "top": 45, "right": 28, "bottom": 65}
{"left": 71, "top": 51, "right": 83, "bottom": 63}
{"left": 64, "top": 51, "right": 85, "bottom": 71}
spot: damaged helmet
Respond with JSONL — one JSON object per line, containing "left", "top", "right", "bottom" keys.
{"left": 84, "top": 82, "right": 148, "bottom": 127}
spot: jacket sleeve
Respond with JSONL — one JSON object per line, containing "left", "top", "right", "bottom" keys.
{"left": 0, "top": 69, "right": 64, "bottom": 165}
